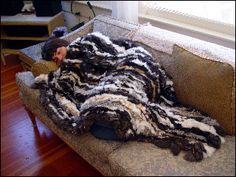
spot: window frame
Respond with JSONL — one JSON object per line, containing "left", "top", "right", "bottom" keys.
{"left": 138, "top": 1, "right": 235, "bottom": 44}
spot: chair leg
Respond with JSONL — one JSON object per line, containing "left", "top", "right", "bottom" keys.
{"left": 1, "top": 53, "right": 6, "bottom": 65}
{"left": 24, "top": 105, "right": 37, "bottom": 128}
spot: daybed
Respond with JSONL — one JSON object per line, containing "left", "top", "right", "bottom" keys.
{"left": 16, "top": 15, "right": 235, "bottom": 176}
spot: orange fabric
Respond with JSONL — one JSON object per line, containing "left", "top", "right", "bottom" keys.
{"left": 31, "top": 60, "right": 58, "bottom": 77}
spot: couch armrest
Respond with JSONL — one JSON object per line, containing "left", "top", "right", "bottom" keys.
{"left": 16, "top": 72, "right": 40, "bottom": 103}
{"left": 16, "top": 71, "right": 35, "bottom": 89}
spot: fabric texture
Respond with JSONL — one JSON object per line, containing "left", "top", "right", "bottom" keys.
{"left": 16, "top": 71, "right": 235, "bottom": 176}
{"left": 129, "top": 25, "right": 235, "bottom": 135}
{"left": 168, "top": 45, "right": 234, "bottom": 135}
{"left": 34, "top": 32, "right": 226, "bottom": 162}
{"left": 31, "top": 60, "right": 58, "bottom": 77}
{"left": 92, "top": 15, "right": 141, "bottom": 40}
{"left": 31, "top": 59, "right": 119, "bottom": 140}
{"left": 131, "top": 24, "right": 235, "bottom": 68}
{"left": 15, "top": 15, "right": 235, "bottom": 176}
{"left": 108, "top": 136, "right": 235, "bottom": 176}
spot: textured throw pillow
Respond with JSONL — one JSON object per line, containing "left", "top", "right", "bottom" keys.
{"left": 167, "top": 45, "right": 234, "bottom": 135}
{"left": 31, "top": 60, "right": 58, "bottom": 77}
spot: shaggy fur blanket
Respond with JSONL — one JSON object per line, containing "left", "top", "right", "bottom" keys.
{"left": 35, "top": 32, "right": 226, "bottom": 162}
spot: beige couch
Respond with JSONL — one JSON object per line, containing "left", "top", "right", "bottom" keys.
{"left": 16, "top": 15, "right": 235, "bottom": 176}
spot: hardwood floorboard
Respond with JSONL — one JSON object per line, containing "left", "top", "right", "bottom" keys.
{"left": 1, "top": 55, "right": 103, "bottom": 176}
{"left": 1, "top": 66, "right": 23, "bottom": 84}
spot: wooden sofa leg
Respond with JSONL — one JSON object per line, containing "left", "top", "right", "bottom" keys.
{"left": 24, "top": 105, "right": 37, "bottom": 128}
{"left": 1, "top": 53, "right": 6, "bottom": 65}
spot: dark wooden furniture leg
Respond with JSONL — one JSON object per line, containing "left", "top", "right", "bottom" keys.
{"left": 24, "top": 105, "right": 37, "bottom": 128}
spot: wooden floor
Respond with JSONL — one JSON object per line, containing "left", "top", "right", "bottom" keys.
{"left": 1, "top": 56, "right": 103, "bottom": 176}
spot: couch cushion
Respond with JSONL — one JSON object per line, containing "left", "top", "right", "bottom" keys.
{"left": 166, "top": 45, "right": 234, "bottom": 135}
{"left": 31, "top": 60, "right": 58, "bottom": 77}
{"left": 108, "top": 136, "right": 235, "bottom": 176}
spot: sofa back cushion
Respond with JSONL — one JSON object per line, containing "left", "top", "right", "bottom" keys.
{"left": 92, "top": 15, "right": 141, "bottom": 39}
{"left": 167, "top": 45, "right": 234, "bottom": 135}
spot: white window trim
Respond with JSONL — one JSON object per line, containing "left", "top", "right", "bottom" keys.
{"left": 142, "top": 7, "right": 233, "bottom": 34}
{"left": 138, "top": 2, "right": 235, "bottom": 49}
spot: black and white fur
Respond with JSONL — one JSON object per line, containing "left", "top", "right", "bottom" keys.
{"left": 35, "top": 32, "right": 226, "bottom": 162}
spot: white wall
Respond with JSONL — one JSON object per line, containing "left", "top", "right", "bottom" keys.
{"left": 61, "top": 1, "right": 111, "bottom": 31}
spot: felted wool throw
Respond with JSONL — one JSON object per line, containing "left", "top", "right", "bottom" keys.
{"left": 35, "top": 32, "right": 226, "bottom": 162}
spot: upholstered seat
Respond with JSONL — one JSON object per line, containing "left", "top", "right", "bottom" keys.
{"left": 16, "top": 15, "right": 235, "bottom": 176}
